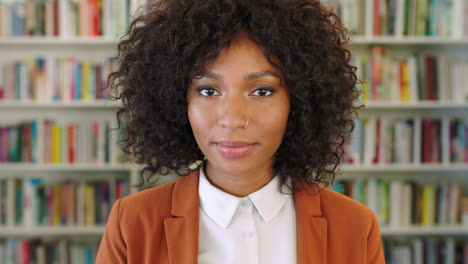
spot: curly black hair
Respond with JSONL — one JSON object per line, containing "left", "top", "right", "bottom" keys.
{"left": 107, "top": 0, "right": 362, "bottom": 192}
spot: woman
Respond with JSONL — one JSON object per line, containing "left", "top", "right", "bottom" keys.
{"left": 96, "top": 0, "right": 385, "bottom": 263}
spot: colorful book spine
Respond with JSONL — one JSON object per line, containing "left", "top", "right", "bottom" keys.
{"left": 0, "top": 239, "right": 99, "bottom": 264}
{"left": 344, "top": 116, "right": 468, "bottom": 165}
{"left": 331, "top": 178, "right": 467, "bottom": 227}
{"left": 0, "top": 119, "right": 128, "bottom": 165}
{"left": 0, "top": 177, "right": 129, "bottom": 227}
{"left": 0, "top": 0, "right": 154, "bottom": 37}
{"left": 0, "top": 56, "right": 118, "bottom": 103}
{"left": 319, "top": 0, "right": 467, "bottom": 36}
{"left": 353, "top": 47, "right": 468, "bottom": 103}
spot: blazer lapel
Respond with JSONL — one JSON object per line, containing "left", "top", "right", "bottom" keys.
{"left": 295, "top": 184, "right": 328, "bottom": 264}
{"left": 163, "top": 169, "right": 329, "bottom": 263}
{"left": 164, "top": 169, "right": 200, "bottom": 264}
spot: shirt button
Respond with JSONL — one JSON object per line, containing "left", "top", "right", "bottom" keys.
{"left": 241, "top": 200, "right": 251, "bottom": 208}
{"left": 243, "top": 232, "right": 253, "bottom": 239}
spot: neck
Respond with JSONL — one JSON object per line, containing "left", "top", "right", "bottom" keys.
{"left": 203, "top": 160, "right": 275, "bottom": 197}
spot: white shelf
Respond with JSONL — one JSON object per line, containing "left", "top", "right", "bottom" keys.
{"left": 0, "top": 224, "right": 466, "bottom": 236}
{"left": 0, "top": 100, "right": 121, "bottom": 109}
{"left": 1, "top": 36, "right": 468, "bottom": 46}
{"left": 380, "top": 225, "right": 468, "bottom": 236}
{"left": 351, "top": 36, "right": 468, "bottom": 45}
{"left": 0, "top": 225, "right": 466, "bottom": 236}
{"left": 1, "top": 163, "right": 467, "bottom": 173}
{"left": 0, "top": 225, "right": 465, "bottom": 236}
{"left": 0, "top": 36, "right": 120, "bottom": 45}
{"left": 340, "top": 164, "right": 468, "bottom": 173}
{"left": 0, "top": 163, "right": 137, "bottom": 172}
{"left": 0, "top": 226, "right": 105, "bottom": 236}
{"left": 2, "top": 101, "right": 468, "bottom": 110}
{"left": 360, "top": 101, "right": 468, "bottom": 110}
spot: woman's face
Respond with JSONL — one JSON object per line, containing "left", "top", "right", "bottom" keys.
{"left": 187, "top": 33, "right": 290, "bottom": 177}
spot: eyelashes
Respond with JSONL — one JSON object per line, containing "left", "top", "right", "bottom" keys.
{"left": 251, "top": 87, "right": 276, "bottom": 96}
{"left": 195, "top": 86, "right": 277, "bottom": 97}
{"left": 195, "top": 86, "right": 219, "bottom": 96}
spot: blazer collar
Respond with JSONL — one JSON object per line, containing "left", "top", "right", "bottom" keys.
{"left": 164, "top": 169, "right": 200, "bottom": 264}
{"left": 163, "top": 168, "right": 328, "bottom": 264}
{"left": 294, "top": 182, "right": 328, "bottom": 264}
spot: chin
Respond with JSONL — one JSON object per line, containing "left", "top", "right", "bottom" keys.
{"left": 208, "top": 157, "right": 262, "bottom": 176}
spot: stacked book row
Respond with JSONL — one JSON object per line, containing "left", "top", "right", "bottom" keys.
{"left": 0, "top": 176, "right": 129, "bottom": 227}
{"left": 0, "top": 56, "right": 118, "bottom": 102}
{"left": 0, "top": 118, "right": 130, "bottom": 165}
{"left": 0, "top": 0, "right": 157, "bottom": 37}
{"left": 383, "top": 238, "right": 468, "bottom": 264}
{"left": 332, "top": 178, "right": 467, "bottom": 227}
{"left": 2, "top": 0, "right": 467, "bottom": 38}
{"left": 352, "top": 47, "right": 468, "bottom": 103}
{"left": 322, "top": 0, "right": 468, "bottom": 37}
{"left": 343, "top": 116, "right": 468, "bottom": 165}
{"left": 0, "top": 239, "right": 98, "bottom": 264}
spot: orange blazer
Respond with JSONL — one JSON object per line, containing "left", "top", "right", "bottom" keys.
{"left": 96, "top": 168, "right": 386, "bottom": 263}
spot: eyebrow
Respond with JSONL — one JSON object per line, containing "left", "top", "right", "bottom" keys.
{"left": 200, "top": 70, "right": 282, "bottom": 81}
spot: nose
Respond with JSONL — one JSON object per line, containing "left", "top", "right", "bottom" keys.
{"left": 217, "top": 94, "right": 249, "bottom": 129}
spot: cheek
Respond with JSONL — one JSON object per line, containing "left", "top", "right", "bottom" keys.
{"left": 187, "top": 103, "right": 213, "bottom": 139}
{"left": 260, "top": 104, "right": 290, "bottom": 135}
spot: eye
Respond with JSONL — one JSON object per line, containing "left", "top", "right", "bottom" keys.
{"left": 195, "top": 86, "right": 220, "bottom": 96}
{"left": 251, "top": 87, "right": 276, "bottom": 96}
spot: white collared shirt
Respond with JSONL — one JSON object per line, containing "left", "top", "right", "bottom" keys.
{"left": 198, "top": 164, "right": 297, "bottom": 264}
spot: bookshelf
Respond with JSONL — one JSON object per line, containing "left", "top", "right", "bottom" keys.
{"left": 0, "top": 0, "right": 161, "bottom": 262}
{"left": 323, "top": 0, "right": 468, "bottom": 261}
{"left": 0, "top": 0, "right": 468, "bottom": 263}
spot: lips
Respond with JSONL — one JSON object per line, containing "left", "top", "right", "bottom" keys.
{"left": 215, "top": 141, "right": 255, "bottom": 158}
{"left": 217, "top": 141, "right": 252, "bottom": 147}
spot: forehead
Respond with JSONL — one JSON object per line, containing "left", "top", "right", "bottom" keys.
{"left": 203, "top": 34, "right": 282, "bottom": 76}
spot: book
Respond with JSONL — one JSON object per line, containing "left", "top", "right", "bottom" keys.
{"left": 0, "top": 238, "right": 98, "bottom": 264}
{"left": 314, "top": 0, "right": 468, "bottom": 36}
{"left": 353, "top": 47, "right": 468, "bottom": 103}
{"left": 0, "top": 118, "right": 129, "bottom": 165}
{"left": 0, "top": 177, "right": 129, "bottom": 227}
{"left": 331, "top": 178, "right": 466, "bottom": 227}
{"left": 0, "top": 0, "right": 153, "bottom": 37}
{"left": 0, "top": 56, "right": 117, "bottom": 103}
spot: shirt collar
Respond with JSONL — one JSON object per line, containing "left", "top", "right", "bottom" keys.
{"left": 248, "top": 170, "right": 292, "bottom": 223}
{"left": 198, "top": 162, "right": 292, "bottom": 229}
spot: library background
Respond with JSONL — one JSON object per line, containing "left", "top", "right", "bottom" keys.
{"left": 0, "top": 0, "right": 467, "bottom": 263}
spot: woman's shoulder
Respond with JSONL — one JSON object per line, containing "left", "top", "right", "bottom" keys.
{"left": 316, "top": 186, "right": 377, "bottom": 225}
{"left": 118, "top": 178, "right": 179, "bottom": 218}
